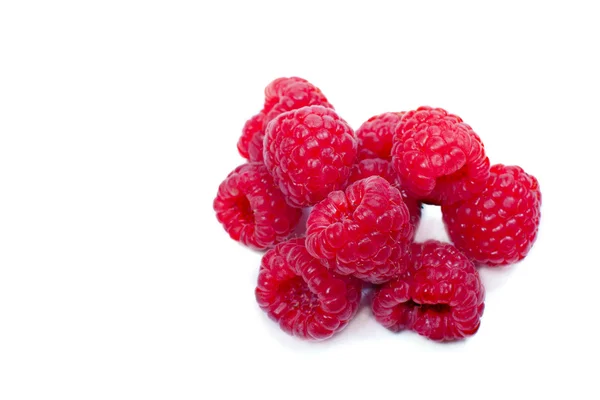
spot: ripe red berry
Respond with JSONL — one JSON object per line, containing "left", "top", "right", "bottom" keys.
{"left": 263, "top": 77, "right": 333, "bottom": 127}
{"left": 391, "top": 106, "right": 490, "bottom": 205}
{"left": 442, "top": 164, "right": 541, "bottom": 266}
{"left": 348, "top": 157, "right": 422, "bottom": 233}
{"left": 306, "top": 176, "right": 413, "bottom": 284}
{"left": 255, "top": 238, "right": 362, "bottom": 340}
{"left": 372, "top": 240, "right": 485, "bottom": 341}
{"left": 264, "top": 105, "right": 357, "bottom": 207}
{"left": 237, "top": 112, "right": 265, "bottom": 161}
{"left": 225, "top": 78, "right": 540, "bottom": 345}
{"left": 247, "top": 128, "right": 265, "bottom": 163}
{"left": 355, "top": 112, "right": 404, "bottom": 160}
{"left": 213, "top": 163, "right": 302, "bottom": 250}
{"left": 238, "top": 77, "right": 333, "bottom": 162}
{"left": 349, "top": 156, "right": 398, "bottom": 186}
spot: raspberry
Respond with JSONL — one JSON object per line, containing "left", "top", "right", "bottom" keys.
{"left": 348, "top": 158, "right": 422, "bottom": 231}
{"left": 442, "top": 164, "right": 541, "bottom": 266}
{"left": 349, "top": 156, "right": 398, "bottom": 185}
{"left": 263, "top": 77, "right": 333, "bottom": 127}
{"left": 355, "top": 112, "right": 404, "bottom": 160}
{"left": 306, "top": 176, "right": 413, "bottom": 284}
{"left": 247, "top": 129, "right": 265, "bottom": 163}
{"left": 255, "top": 238, "right": 362, "bottom": 340}
{"left": 263, "top": 105, "right": 357, "bottom": 207}
{"left": 237, "top": 112, "right": 265, "bottom": 161}
{"left": 391, "top": 106, "right": 490, "bottom": 205}
{"left": 213, "top": 163, "right": 302, "bottom": 250}
{"left": 238, "top": 77, "right": 333, "bottom": 163}
{"left": 372, "top": 240, "right": 485, "bottom": 341}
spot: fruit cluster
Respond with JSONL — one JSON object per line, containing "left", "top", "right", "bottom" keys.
{"left": 214, "top": 77, "right": 542, "bottom": 342}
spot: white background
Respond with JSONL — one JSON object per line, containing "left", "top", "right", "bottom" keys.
{"left": 1, "top": 1, "right": 599, "bottom": 399}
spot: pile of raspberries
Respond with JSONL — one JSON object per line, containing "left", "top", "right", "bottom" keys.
{"left": 214, "top": 77, "right": 542, "bottom": 342}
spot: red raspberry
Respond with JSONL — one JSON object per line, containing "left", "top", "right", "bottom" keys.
{"left": 348, "top": 158, "right": 422, "bottom": 232}
{"left": 349, "top": 156, "right": 398, "bottom": 185}
{"left": 355, "top": 112, "right": 404, "bottom": 160}
{"left": 372, "top": 240, "right": 485, "bottom": 341}
{"left": 247, "top": 129, "right": 265, "bottom": 163}
{"left": 263, "top": 77, "right": 333, "bottom": 127}
{"left": 391, "top": 106, "right": 490, "bottom": 205}
{"left": 306, "top": 176, "right": 413, "bottom": 284}
{"left": 238, "top": 78, "right": 333, "bottom": 162}
{"left": 255, "top": 238, "right": 362, "bottom": 340}
{"left": 442, "top": 164, "right": 541, "bottom": 266}
{"left": 213, "top": 163, "right": 302, "bottom": 250}
{"left": 264, "top": 105, "right": 357, "bottom": 207}
{"left": 237, "top": 112, "right": 265, "bottom": 161}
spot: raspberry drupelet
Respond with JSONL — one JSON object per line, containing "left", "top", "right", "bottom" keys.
{"left": 372, "top": 240, "right": 485, "bottom": 341}
{"left": 391, "top": 106, "right": 490, "bottom": 205}
{"left": 213, "top": 163, "right": 302, "bottom": 250}
{"left": 238, "top": 77, "right": 333, "bottom": 162}
{"left": 263, "top": 105, "right": 357, "bottom": 207}
{"left": 255, "top": 238, "right": 362, "bottom": 340}
{"left": 442, "top": 164, "right": 541, "bottom": 266}
{"left": 355, "top": 112, "right": 404, "bottom": 160}
{"left": 306, "top": 176, "right": 413, "bottom": 284}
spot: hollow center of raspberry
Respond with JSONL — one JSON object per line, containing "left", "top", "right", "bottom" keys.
{"left": 278, "top": 277, "right": 320, "bottom": 312}
{"left": 236, "top": 196, "right": 254, "bottom": 224}
{"left": 437, "top": 165, "right": 467, "bottom": 188}
{"left": 408, "top": 300, "right": 452, "bottom": 314}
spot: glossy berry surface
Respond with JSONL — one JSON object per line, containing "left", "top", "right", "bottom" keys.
{"left": 306, "top": 176, "right": 413, "bottom": 284}
{"left": 391, "top": 106, "right": 490, "bottom": 205}
{"left": 355, "top": 112, "right": 404, "bottom": 160}
{"left": 264, "top": 105, "right": 357, "bottom": 207}
{"left": 221, "top": 77, "right": 544, "bottom": 344}
{"left": 442, "top": 164, "right": 541, "bottom": 266}
{"left": 237, "top": 111, "right": 265, "bottom": 161}
{"left": 238, "top": 77, "right": 333, "bottom": 162}
{"left": 263, "top": 77, "right": 333, "bottom": 127}
{"left": 255, "top": 238, "right": 362, "bottom": 340}
{"left": 348, "top": 157, "right": 421, "bottom": 232}
{"left": 247, "top": 128, "right": 266, "bottom": 163}
{"left": 213, "top": 163, "right": 302, "bottom": 250}
{"left": 372, "top": 240, "right": 485, "bottom": 341}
